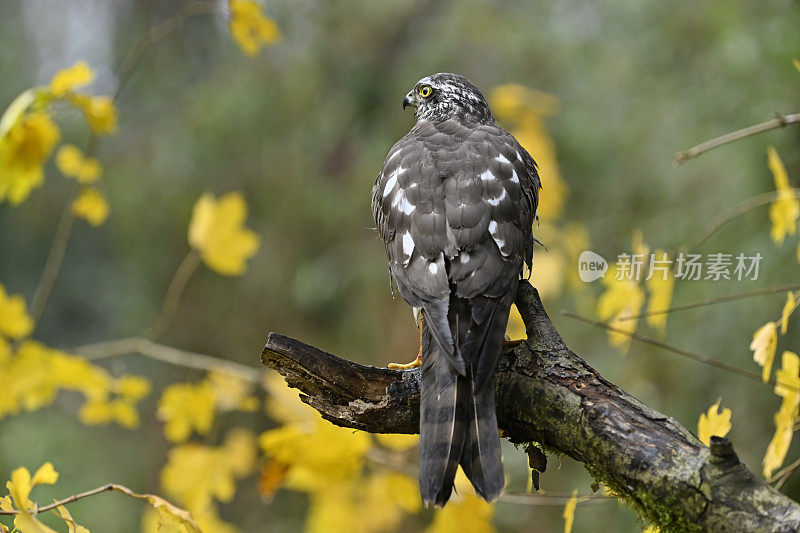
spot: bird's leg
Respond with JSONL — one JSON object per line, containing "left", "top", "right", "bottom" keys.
{"left": 388, "top": 309, "right": 424, "bottom": 370}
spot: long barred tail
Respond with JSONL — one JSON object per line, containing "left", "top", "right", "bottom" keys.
{"left": 418, "top": 286, "right": 515, "bottom": 506}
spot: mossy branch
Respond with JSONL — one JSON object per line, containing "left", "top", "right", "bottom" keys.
{"left": 262, "top": 281, "right": 800, "bottom": 532}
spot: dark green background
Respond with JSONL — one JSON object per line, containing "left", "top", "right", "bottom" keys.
{"left": 1, "top": 1, "right": 799, "bottom": 531}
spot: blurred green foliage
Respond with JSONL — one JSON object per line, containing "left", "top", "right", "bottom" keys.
{"left": 0, "top": 0, "right": 799, "bottom": 531}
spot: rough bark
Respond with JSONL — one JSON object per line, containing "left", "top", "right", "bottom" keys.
{"left": 261, "top": 281, "right": 800, "bottom": 532}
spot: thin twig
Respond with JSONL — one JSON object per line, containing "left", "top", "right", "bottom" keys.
{"left": 773, "top": 456, "right": 800, "bottom": 490}
{"left": 114, "top": 0, "right": 218, "bottom": 99}
{"left": 618, "top": 283, "right": 800, "bottom": 322}
{"left": 73, "top": 336, "right": 261, "bottom": 383}
{"left": 684, "top": 189, "right": 800, "bottom": 252}
{"left": 0, "top": 483, "right": 116, "bottom": 515}
{"left": 500, "top": 493, "right": 613, "bottom": 506}
{"left": 145, "top": 250, "right": 201, "bottom": 339}
{"left": 28, "top": 185, "right": 79, "bottom": 325}
{"left": 675, "top": 112, "right": 800, "bottom": 164}
{"left": 29, "top": 2, "right": 217, "bottom": 328}
{"left": 561, "top": 310, "right": 771, "bottom": 386}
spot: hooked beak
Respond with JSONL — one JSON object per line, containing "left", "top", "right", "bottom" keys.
{"left": 402, "top": 91, "right": 417, "bottom": 110}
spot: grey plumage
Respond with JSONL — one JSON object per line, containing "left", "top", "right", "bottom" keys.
{"left": 371, "top": 73, "right": 540, "bottom": 506}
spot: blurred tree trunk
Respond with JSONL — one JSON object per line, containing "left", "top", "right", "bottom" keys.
{"left": 262, "top": 281, "right": 800, "bottom": 532}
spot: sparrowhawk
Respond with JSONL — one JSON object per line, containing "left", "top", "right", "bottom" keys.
{"left": 371, "top": 73, "right": 540, "bottom": 505}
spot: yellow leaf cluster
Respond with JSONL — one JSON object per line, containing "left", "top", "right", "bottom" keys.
{"left": 489, "top": 84, "right": 566, "bottom": 221}
{"left": 597, "top": 273, "right": 645, "bottom": 353}
{"left": 2, "top": 463, "right": 63, "bottom": 533}
{"left": 767, "top": 146, "right": 799, "bottom": 245}
{"left": 750, "top": 321, "right": 778, "bottom": 383}
{"left": 697, "top": 400, "right": 732, "bottom": 446}
{"left": 157, "top": 371, "right": 258, "bottom": 443}
{"left": 374, "top": 432, "right": 419, "bottom": 451}
{"left": 56, "top": 144, "right": 102, "bottom": 184}
{"left": 0, "top": 111, "right": 60, "bottom": 205}
{"left": 157, "top": 381, "right": 217, "bottom": 442}
{"left": 645, "top": 250, "right": 675, "bottom": 337}
{"left": 427, "top": 470, "right": 495, "bottom": 533}
{"left": 764, "top": 351, "right": 800, "bottom": 478}
{"left": 188, "top": 192, "right": 261, "bottom": 276}
{"left": 67, "top": 94, "right": 118, "bottom": 135}
{"left": 155, "top": 429, "right": 256, "bottom": 533}
{"left": 71, "top": 187, "right": 110, "bottom": 226}
{"left": 0, "top": 339, "right": 150, "bottom": 428}
{"left": 229, "top": 0, "right": 281, "bottom": 58}
{"left": 49, "top": 61, "right": 94, "bottom": 98}
{"left": 0, "top": 60, "right": 116, "bottom": 207}
{"left": 260, "top": 373, "right": 425, "bottom": 532}
{"left": 0, "top": 283, "right": 34, "bottom": 339}
{"left": 306, "top": 472, "right": 420, "bottom": 533}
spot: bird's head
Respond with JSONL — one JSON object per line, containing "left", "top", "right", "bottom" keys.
{"left": 402, "top": 73, "right": 493, "bottom": 122}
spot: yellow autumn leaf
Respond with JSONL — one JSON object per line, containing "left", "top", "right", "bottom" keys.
{"left": 79, "top": 397, "right": 140, "bottom": 428}
{"left": 767, "top": 146, "right": 799, "bottom": 245}
{"left": 0, "top": 495, "right": 12, "bottom": 512}
{"left": 259, "top": 420, "right": 371, "bottom": 492}
{"left": 30, "top": 463, "right": 58, "bottom": 487}
{"left": 0, "top": 341, "right": 146, "bottom": 422}
{"left": 49, "top": 61, "right": 94, "bottom": 98}
{"left": 112, "top": 485, "right": 200, "bottom": 533}
{"left": 563, "top": 489, "right": 578, "bottom": 533}
{"left": 157, "top": 431, "right": 253, "bottom": 532}
{"left": 781, "top": 292, "right": 796, "bottom": 335}
{"left": 750, "top": 321, "right": 778, "bottom": 383}
{"left": 207, "top": 369, "right": 259, "bottom": 412}
{"left": 0, "top": 283, "right": 34, "bottom": 339}
{"left": 764, "top": 394, "right": 798, "bottom": 479}
{"left": 263, "top": 370, "right": 316, "bottom": 424}
{"left": 229, "top": 0, "right": 281, "bottom": 57}
{"left": 645, "top": 251, "right": 675, "bottom": 337}
{"left": 55, "top": 504, "right": 90, "bottom": 533}
{"left": 188, "top": 192, "right": 261, "bottom": 275}
{"left": 68, "top": 94, "right": 117, "bottom": 135}
{"left": 221, "top": 428, "right": 257, "bottom": 477}
{"left": 643, "top": 527, "right": 660, "bottom": 533}
{"left": 597, "top": 273, "right": 645, "bottom": 353}
{"left": 697, "top": 400, "right": 732, "bottom": 446}
{"left": 161, "top": 444, "right": 237, "bottom": 511}
{"left": 513, "top": 114, "right": 567, "bottom": 221}
{"left": 505, "top": 304, "right": 526, "bottom": 340}
{"left": 157, "top": 381, "right": 216, "bottom": 442}
{"left": 116, "top": 375, "right": 151, "bottom": 401}
{"left": 56, "top": 144, "right": 102, "bottom": 184}
{"left": 488, "top": 84, "right": 559, "bottom": 120}
{"left": 7, "top": 466, "right": 34, "bottom": 510}
{"left": 374, "top": 433, "right": 419, "bottom": 451}
{"left": 764, "top": 351, "right": 800, "bottom": 478}
{"left": 427, "top": 470, "right": 495, "bottom": 533}
{"left": 794, "top": 58, "right": 800, "bottom": 73}
{"left": 71, "top": 188, "right": 109, "bottom": 226}
{"left": 0, "top": 111, "right": 60, "bottom": 205}
{"left": 14, "top": 513, "right": 59, "bottom": 533}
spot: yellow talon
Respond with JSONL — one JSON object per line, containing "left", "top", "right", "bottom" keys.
{"left": 388, "top": 310, "right": 424, "bottom": 370}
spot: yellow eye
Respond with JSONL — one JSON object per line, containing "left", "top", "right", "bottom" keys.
{"left": 418, "top": 85, "right": 433, "bottom": 98}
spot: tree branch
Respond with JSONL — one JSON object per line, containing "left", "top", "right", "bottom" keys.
{"left": 675, "top": 112, "right": 800, "bottom": 164}
{"left": 262, "top": 281, "right": 800, "bottom": 532}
